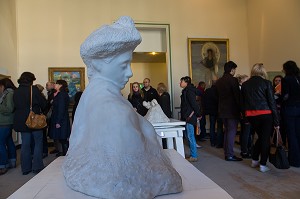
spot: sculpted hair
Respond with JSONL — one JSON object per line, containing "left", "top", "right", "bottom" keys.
{"left": 251, "top": 63, "right": 268, "bottom": 79}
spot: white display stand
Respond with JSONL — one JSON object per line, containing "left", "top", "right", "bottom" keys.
{"left": 153, "top": 119, "right": 186, "bottom": 157}
{"left": 8, "top": 149, "right": 232, "bottom": 199}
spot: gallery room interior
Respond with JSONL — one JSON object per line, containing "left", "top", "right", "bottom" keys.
{"left": 1, "top": 0, "right": 300, "bottom": 198}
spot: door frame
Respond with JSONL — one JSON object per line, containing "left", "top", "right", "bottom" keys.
{"left": 135, "top": 23, "right": 173, "bottom": 113}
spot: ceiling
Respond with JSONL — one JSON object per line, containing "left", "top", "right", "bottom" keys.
{"left": 132, "top": 52, "right": 166, "bottom": 63}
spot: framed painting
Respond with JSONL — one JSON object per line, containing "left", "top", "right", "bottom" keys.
{"left": 188, "top": 38, "right": 229, "bottom": 87}
{"left": 0, "top": 74, "right": 10, "bottom": 80}
{"left": 267, "top": 71, "right": 284, "bottom": 82}
{"left": 48, "top": 67, "right": 85, "bottom": 102}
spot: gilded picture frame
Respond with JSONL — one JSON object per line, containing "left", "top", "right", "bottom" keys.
{"left": 188, "top": 38, "right": 229, "bottom": 87}
{"left": 48, "top": 67, "right": 85, "bottom": 101}
{"left": 267, "top": 71, "right": 285, "bottom": 82}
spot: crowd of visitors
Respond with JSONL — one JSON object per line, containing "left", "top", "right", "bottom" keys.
{"left": 0, "top": 72, "right": 72, "bottom": 175}
{"left": 0, "top": 59, "right": 299, "bottom": 175}
{"left": 182, "top": 60, "right": 300, "bottom": 173}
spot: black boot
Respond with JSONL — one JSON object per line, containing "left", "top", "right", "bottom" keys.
{"left": 61, "top": 141, "right": 69, "bottom": 156}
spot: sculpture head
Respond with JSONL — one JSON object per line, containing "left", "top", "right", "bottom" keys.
{"left": 80, "top": 16, "right": 142, "bottom": 89}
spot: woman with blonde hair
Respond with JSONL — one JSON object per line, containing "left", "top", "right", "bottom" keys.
{"left": 241, "top": 63, "right": 279, "bottom": 172}
{"left": 157, "top": 82, "right": 172, "bottom": 118}
{"left": 128, "top": 82, "right": 147, "bottom": 116}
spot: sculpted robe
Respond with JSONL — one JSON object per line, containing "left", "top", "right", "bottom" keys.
{"left": 62, "top": 77, "right": 182, "bottom": 199}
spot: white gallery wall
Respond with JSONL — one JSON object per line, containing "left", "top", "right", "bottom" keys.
{"left": 0, "top": 0, "right": 299, "bottom": 110}
{"left": 0, "top": 0, "right": 17, "bottom": 77}
{"left": 247, "top": 0, "right": 300, "bottom": 71}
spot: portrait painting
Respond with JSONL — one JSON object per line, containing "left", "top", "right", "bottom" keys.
{"left": 48, "top": 67, "right": 85, "bottom": 102}
{"left": 188, "top": 38, "right": 229, "bottom": 87}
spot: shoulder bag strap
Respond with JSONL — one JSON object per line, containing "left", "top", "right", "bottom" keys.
{"left": 30, "top": 86, "right": 33, "bottom": 111}
{"left": 295, "top": 77, "right": 300, "bottom": 86}
{"left": 276, "top": 128, "right": 283, "bottom": 147}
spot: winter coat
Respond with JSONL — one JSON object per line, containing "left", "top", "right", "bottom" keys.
{"left": 241, "top": 76, "right": 279, "bottom": 126}
{"left": 203, "top": 85, "right": 218, "bottom": 116}
{"left": 142, "top": 86, "right": 159, "bottom": 102}
{"left": 49, "top": 91, "right": 71, "bottom": 139}
{"left": 128, "top": 92, "right": 148, "bottom": 116}
{"left": 158, "top": 92, "right": 172, "bottom": 118}
{"left": 216, "top": 73, "right": 241, "bottom": 119}
{"left": 0, "top": 88, "right": 14, "bottom": 125}
{"left": 180, "top": 84, "right": 201, "bottom": 125}
{"left": 13, "top": 84, "right": 47, "bottom": 132}
{"left": 281, "top": 75, "right": 300, "bottom": 107}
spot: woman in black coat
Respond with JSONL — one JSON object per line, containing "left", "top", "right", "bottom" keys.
{"left": 49, "top": 80, "right": 71, "bottom": 156}
{"left": 13, "top": 72, "right": 47, "bottom": 175}
{"left": 128, "top": 82, "right": 147, "bottom": 116}
{"left": 281, "top": 60, "right": 300, "bottom": 167}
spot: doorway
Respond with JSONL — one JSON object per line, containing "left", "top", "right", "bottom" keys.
{"left": 122, "top": 23, "right": 172, "bottom": 111}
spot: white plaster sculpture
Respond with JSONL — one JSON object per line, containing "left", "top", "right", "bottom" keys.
{"left": 144, "top": 99, "right": 170, "bottom": 124}
{"left": 62, "top": 16, "right": 182, "bottom": 199}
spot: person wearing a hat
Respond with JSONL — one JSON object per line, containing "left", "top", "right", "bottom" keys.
{"left": 63, "top": 16, "right": 182, "bottom": 198}
{"left": 13, "top": 72, "right": 47, "bottom": 175}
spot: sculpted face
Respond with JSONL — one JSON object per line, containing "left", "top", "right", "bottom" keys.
{"left": 92, "top": 51, "right": 133, "bottom": 89}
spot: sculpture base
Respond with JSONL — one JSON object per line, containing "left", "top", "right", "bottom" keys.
{"left": 8, "top": 150, "right": 232, "bottom": 199}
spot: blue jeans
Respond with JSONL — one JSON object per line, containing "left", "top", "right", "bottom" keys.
{"left": 185, "top": 123, "right": 198, "bottom": 158}
{"left": 283, "top": 106, "right": 300, "bottom": 167}
{"left": 0, "top": 126, "right": 16, "bottom": 168}
{"left": 21, "top": 131, "right": 44, "bottom": 173}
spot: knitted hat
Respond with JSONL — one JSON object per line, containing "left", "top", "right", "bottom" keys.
{"left": 80, "top": 16, "right": 142, "bottom": 64}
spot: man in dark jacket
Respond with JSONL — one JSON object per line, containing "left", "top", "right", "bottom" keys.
{"left": 180, "top": 76, "right": 201, "bottom": 162}
{"left": 142, "top": 78, "right": 159, "bottom": 102}
{"left": 216, "top": 61, "right": 242, "bottom": 161}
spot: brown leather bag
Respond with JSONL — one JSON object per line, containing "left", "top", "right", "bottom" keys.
{"left": 25, "top": 86, "right": 47, "bottom": 129}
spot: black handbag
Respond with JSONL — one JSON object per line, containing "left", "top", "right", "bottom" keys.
{"left": 269, "top": 129, "right": 290, "bottom": 169}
